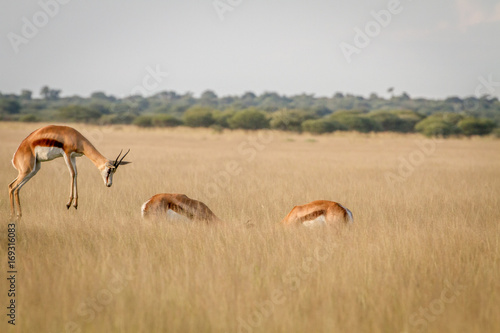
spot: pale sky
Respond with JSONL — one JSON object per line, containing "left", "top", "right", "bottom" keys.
{"left": 1, "top": 0, "right": 499, "bottom": 99}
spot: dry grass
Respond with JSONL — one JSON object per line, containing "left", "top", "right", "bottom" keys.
{"left": 1, "top": 122, "right": 499, "bottom": 333}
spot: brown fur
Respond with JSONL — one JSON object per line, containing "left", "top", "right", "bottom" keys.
{"left": 281, "top": 200, "right": 353, "bottom": 227}
{"left": 142, "top": 193, "right": 222, "bottom": 224}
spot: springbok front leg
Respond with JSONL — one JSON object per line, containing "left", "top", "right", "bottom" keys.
{"left": 71, "top": 155, "right": 78, "bottom": 209}
{"left": 64, "top": 153, "right": 77, "bottom": 209}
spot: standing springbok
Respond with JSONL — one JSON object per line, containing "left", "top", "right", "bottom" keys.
{"left": 281, "top": 200, "right": 353, "bottom": 227}
{"left": 9, "top": 125, "right": 131, "bottom": 218}
{"left": 141, "top": 193, "right": 222, "bottom": 224}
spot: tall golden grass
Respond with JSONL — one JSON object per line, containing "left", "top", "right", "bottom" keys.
{"left": 1, "top": 122, "right": 499, "bottom": 333}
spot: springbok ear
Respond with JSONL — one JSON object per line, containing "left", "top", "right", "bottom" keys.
{"left": 117, "top": 161, "right": 131, "bottom": 166}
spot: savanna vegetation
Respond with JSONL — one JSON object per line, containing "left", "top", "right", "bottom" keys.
{"left": 1, "top": 87, "right": 499, "bottom": 137}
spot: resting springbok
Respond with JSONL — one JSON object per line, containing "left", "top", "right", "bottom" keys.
{"left": 281, "top": 200, "right": 353, "bottom": 227}
{"left": 141, "top": 193, "right": 222, "bottom": 224}
{"left": 9, "top": 125, "right": 131, "bottom": 218}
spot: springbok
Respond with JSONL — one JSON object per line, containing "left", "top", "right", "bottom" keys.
{"left": 141, "top": 193, "right": 222, "bottom": 224}
{"left": 281, "top": 200, "right": 353, "bottom": 227}
{"left": 9, "top": 125, "right": 131, "bottom": 218}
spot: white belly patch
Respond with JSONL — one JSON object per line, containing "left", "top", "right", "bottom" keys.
{"left": 166, "top": 209, "right": 192, "bottom": 223}
{"left": 302, "top": 214, "right": 326, "bottom": 227}
{"left": 35, "top": 146, "right": 64, "bottom": 161}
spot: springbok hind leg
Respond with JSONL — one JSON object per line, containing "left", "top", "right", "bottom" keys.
{"left": 8, "top": 177, "right": 18, "bottom": 219}
{"left": 11, "top": 168, "right": 38, "bottom": 219}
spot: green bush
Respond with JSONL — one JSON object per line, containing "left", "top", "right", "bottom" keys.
{"left": 133, "top": 115, "right": 154, "bottom": 127}
{"left": 330, "top": 113, "right": 381, "bottom": 133}
{"left": 152, "top": 114, "right": 183, "bottom": 127}
{"left": 415, "top": 118, "right": 461, "bottom": 137}
{"left": 301, "top": 119, "right": 342, "bottom": 134}
{"left": 457, "top": 117, "right": 496, "bottom": 136}
{"left": 213, "top": 109, "right": 236, "bottom": 128}
{"left": 183, "top": 106, "right": 216, "bottom": 127}
{"left": 100, "top": 113, "right": 137, "bottom": 125}
{"left": 0, "top": 99, "right": 21, "bottom": 114}
{"left": 228, "top": 108, "right": 269, "bottom": 130}
{"left": 367, "top": 110, "right": 419, "bottom": 133}
{"left": 57, "top": 105, "right": 102, "bottom": 123}
{"left": 426, "top": 112, "right": 464, "bottom": 125}
{"left": 19, "top": 114, "right": 40, "bottom": 122}
{"left": 270, "top": 109, "right": 315, "bottom": 132}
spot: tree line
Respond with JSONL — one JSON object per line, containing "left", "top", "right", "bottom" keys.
{"left": 0, "top": 87, "right": 499, "bottom": 137}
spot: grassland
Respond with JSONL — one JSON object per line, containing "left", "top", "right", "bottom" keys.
{"left": 1, "top": 122, "right": 499, "bottom": 333}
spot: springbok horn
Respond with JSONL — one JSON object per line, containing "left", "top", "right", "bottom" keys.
{"left": 116, "top": 149, "right": 130, "bottom": 168}
{"left": 113, "top": 150, "right": 123, "bottom": 167}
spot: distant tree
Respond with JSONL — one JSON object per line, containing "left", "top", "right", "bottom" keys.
{"left": 199, "top": 90, "right": 218, "bottom": 107}
{"left": 290, "top": 93, "right": 315, "bottom": 109}
{"left": 390, "top": 110, "right": 424, "bottom": 132}
{"left": 91, "top": 91, "right": 110, "bottom": 100}
{"left": 228, "top": 108, "right": 269, "bottom": 130}
{"left": 183, "top": 106, "right": 216, "bottom": 127}
{"left": 19, "top": 114, "right": 39, "bottom": 122}
{"left": 331, "top": 113, "right": 381, "bottom": 133}
{"left": 20, "top": 90, "right": 32, "bottom": 100}
{"left": 213, "top": 109, "right": 236, "bottom": 128}
{"left": 445, "top": 96, "right": 463, "bottom": 104}
{"left": 40, "top": 86, "right": 50, "bottom": 99}
{"left": 333, "top": 92, "right": 344, "bottom": 98}
{"left": 367, "top": 111, "right": 402, "bottom": 132}
{"left": 331, "top": 109, "right": 367, "bottom": 117}
{"left": 0, "top": 99, "right": 21, "bottom": 114}
{"left": 457, "top": 117, "right": 496, "bottom": 136}
{"left": 302, "top": 119, "right": 342, "bottom": 134}
{"left": 241, "top": 92, "right": 256, "bottom": 106}
{"left": 258, "top": 92, "right": 289, "bottom": 111}
{"left": 367, "top": 110, "right": 421, "bottom": 132}
{"left": 152, "top": 114, "right": 183, "bottom": 127}
{"left": 399, "top": 92, "right": 410, "bottom": 100}
{"left": 100, "top": 113, "right": 136, "bottom": 125}
{"left": 49, "top": 89, "right": 61, "bottom": 100}
{"left": 415, "top": 117, "right": 461, "bottom": 137}
{"left": 57, "top": 105, "right": 101, "bottom": 123}
{"left": 40, "top": 86, "right": 61, "bottom": 100}
{"left": 133, "top": 115, "right": 154, "bottom": 127}
{"left": 270, "top": 109, "right": 315, "bottom": 132}
{"left": 89, "top": 103, "right": 111, "bottom": 115}
{"left": 124, "top": 95, "right": 149, "bottom": 111}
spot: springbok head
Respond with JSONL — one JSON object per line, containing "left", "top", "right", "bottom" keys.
{"left": 102, "top": 149, "right": 131, "bottom": 187}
